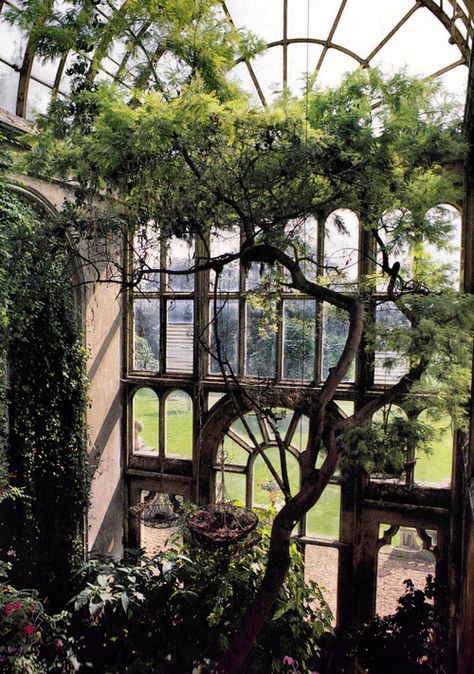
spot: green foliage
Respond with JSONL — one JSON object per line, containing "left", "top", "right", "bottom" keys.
{"left": 353, "top": 576, "right": 447, "bottom": 673}
{"left": 0, "top": 187, "right": 89, "bottom": 610}
{"left": 67, "top": 532, "right": 332, "bottom": 673}
{"left": 340, "top": 414, "right": 434, "bottom": 478}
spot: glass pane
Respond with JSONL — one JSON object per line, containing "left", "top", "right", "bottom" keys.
{"left": 216, "top": 471, "right": 247, "bottom": 505}
{"left": 167, "top": 237, "right": 194, "bottom": 291}
{"left": 231, "top": 412, "right": 263, "bottom": 447}
{"left": 415, "top": 410, "right": 452, "bottom": 487}
{"left": 210, "top": 299, "right": 239, "bottom": 374}
{"left": 165, "top": 390, "right": 193, "bottom": 459}
{"left": 377, "top": 527, "right": 436, "bottom": 615}
{"left": 223, "top": 435, "right": 250, "bottom": 465}
{"left": 133, "top": 388, "right": 159, "bottom": 454}
{"left": 305, "top": 545, "right": 338, "bottom": 624}
{"left": 209, "top": 227, "right": 240, "bottom": 291}
{"left": 139, "top": 491, "right": 182, "bottom": 554}
{"left": 321, "top": 304, "right": 354, "bottom": 382}
{"left": 245, "top": 303, "right": 276, "bottom": 377}
{"left": 134, "top": 224, "right": 160, "bottom": 291}
{"left": 253, "top": 446, "right": 299, "bottom": 507}
{"left": 423, "top": 204, "right": 461, "bottom": 288}
{"left": 289, "top": 414, "right": 309, "bottom": 451}
{"left": 324, "top": 209, "right": 359, "bottom": 287}
{"left": 283, "top": 299, "right": 316, "bottom": 380}
{"left": 208, "top": 392, "right": 225, "bottom": 409}
{"left": 134, "top": 299, "right": 160, "bottom": 371}
{"left": 266, "top": 408, "right": 293, "bottom": 442}
{"left": 166, "top": 300, "right": 194, "bottom": 373}
{"left": 306, "top": 484, "right": 340, "bottom": 540}
{"left": 376, "top": 209, "right": 415, "bottom": 291}
{"left": 374, "top": 302, "right": 410, "bottom": 385}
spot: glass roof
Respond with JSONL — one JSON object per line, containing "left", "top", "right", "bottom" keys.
{"left": 0, "top": 0, "right": 472, "bottom": 120}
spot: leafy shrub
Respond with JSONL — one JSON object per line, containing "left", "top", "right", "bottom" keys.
{"left": 0, "top": 562, "right": 73, "bottom": 673}
{"left": 353, "top": 576, "right": 447, "bottom": 674}
{"left": 68, "top": 530, "right": 332, "bottom": 673}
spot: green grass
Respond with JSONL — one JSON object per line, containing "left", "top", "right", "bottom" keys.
{"left": 134, "top": 389, "right": 193, "bottom": 458}
{"left": 414, "top": 411, "right": 452, "bottom": 486}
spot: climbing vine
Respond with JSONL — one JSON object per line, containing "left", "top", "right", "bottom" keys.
{"left": 0, "top": 185, "right": 89, "bottom": 609}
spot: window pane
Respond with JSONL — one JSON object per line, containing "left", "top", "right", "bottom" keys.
{"left": 423, "top": 204, "right": 461, "bottom": 288}
{"left": 210, "top": 299, "right": 239, "bottom": 374}
{"left": 166, "top": 300, "right": 194, "bottom": 373}
{"left": 306, "top": 484, "right": 340, "bottom": 539}
{"left": 133, "top": 388, "right": 159, "bottom": 454}
{"left": 210, "top": 227, "right": 240, "bottom": 292}
{"left": 253, "top": 446, "right": 299, "bottom": 507}
{"left": 266, "top": 408, "right": 293, "bottom": 441}
{"left": 231, "top": 412, "right": 264, "bottom": 447}
{"left": 289, "top": 414, "right": 309, "bottom": 451}
{"left": 415, "top": 410, "right": 452, "bottom": 487}
{"left": 134, "top": 299, "right": 160, "bottom": 371}
{"left": 167, "top": 237, "right": 194, "bottom": 291}
{"left": 223, "top": 435, "right": 250, "bottom": 465}
{"left": 374, "top": 302, "right": 409, "bottom": 385}
{"left": 216, "top": 471, "right": 246, "bottom": 505}
{"left": 245, "top": 303, "right": 276, "bottom": 377}
{"left": 165, "top": 390, "right": 193, "bottom": 459}
{"left": 134, "top": 224, "right": 160, "bottom": 291}
{"left": 324, "top": 209, "right": 359, "bottom": 287}
{"left": 283, "top": 299, "right": 316, "bottom": 380}
{"left": 322, "top": 303, "right": 354, "bottom": 382}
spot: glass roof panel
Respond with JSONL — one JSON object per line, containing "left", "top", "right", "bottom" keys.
{"left": 0, "top": 64, "right": 19, "bottom": 114}
{"left": 287, "top": 0, "right": 340, "bottom": 41}
{"left": 0, "top": 0, "right": 471, "bottom": 119}
{"left": 31, "top": 56, "right": 62, "bottom": 88}
{"left": 246, "top": 46, "right": 285, "bottom": 101}
{"left": 333, "top": 0, "right": 417, "bottom": 58}
{"left": 314, "top": 48, "right": 360, "bottom": 89}
{"left": 26, "top": 79, "right": 52, "bottom": 119}
{"left": 225, "top": 0, "right": 284, "bottom": 43}
{"left": 0, "top": 9, "right": 27, "bottom": 65}
{"left": 373, "top": 7, "right": 466, "bottom": 81}
{"left": 287, "top": 43, "right": 324, "bottom": 95}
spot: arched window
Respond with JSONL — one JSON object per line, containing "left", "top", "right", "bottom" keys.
{"left": 165, "top": 390, "right": 193, "bottom": 459}
{"left": 132, "top": 387, "right": 159, "bottom": 455}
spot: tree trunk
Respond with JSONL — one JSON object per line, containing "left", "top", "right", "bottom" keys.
{"left": 213, "top": 515, "right": 293, "bottom": 673}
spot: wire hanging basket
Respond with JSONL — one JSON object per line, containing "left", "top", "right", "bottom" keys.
{"left": 130, "top": 492, "right": 182, "bottom": 529}
{"left": 185, "top": 440, "right": 259, "bottom": 548}
{"left": 185, "top": 501, "right": 258, "bottom": 548}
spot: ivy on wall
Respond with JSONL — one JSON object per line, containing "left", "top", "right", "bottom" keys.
{"left": 0, "top": 185, "right": 89, "bottom": 609}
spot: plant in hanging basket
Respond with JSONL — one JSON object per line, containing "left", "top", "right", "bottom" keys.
{"left": 185, "top": 503, "right": 258, "bottom": 547}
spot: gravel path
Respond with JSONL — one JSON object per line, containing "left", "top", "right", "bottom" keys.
{"left": 142, "top": 527, "right": 435, "bottom": 620}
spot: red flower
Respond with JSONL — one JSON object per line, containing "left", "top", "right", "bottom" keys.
{"left": 5, "top": 603, "right": 13, "bottom": 616}
{"left": 23, "top": 624, "right": 35, "bottom": 635}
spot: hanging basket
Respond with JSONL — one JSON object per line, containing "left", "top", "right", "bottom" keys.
{"left": 185, "top": 503, "right": 258, "bottom": 548}
{"left": 130, "top": 493, "right": 182, "bottom": 529}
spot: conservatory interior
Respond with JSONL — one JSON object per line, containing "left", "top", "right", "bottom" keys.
{"left": 0, "top": 1, "right": 474, "bottom": 673}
